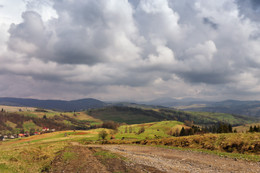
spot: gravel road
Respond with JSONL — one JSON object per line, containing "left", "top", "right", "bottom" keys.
{"left": 89, "top": 144, "right": 260, "bottom": 173}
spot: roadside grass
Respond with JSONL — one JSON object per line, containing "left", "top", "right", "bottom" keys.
{"left": 94, "top": 150, "right": 118, "bottom": 159}
{"left": 0, "top": 140, "right": 68, "bottom": 173}
{"left": 142, "top": 133, "right": 260, "bottom": 154}
{"left": 63, "top": 151, "right": 77, "bottom": 161}
{"left": 92, "top": 148, "right": 127, "bottom": 165}
{"left": 153, "top": 145, "right": 260, "bottom": 162}
{"left": 104, "top": 132, "right": 260, "bottom": 159}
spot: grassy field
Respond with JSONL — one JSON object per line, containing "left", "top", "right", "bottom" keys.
{"left": 0, "top": 129, "right": 108, "bottom": 172}
{"left": 0, "top": 105, "right": 36, "bottom": 112}
{"left": 87, "top": 106, "right": 256, "bottom": 126}
{"left": 0, "top": 105, "right": 259, "bottom": 172}
{"left": 185, "top": 111, "right": 255, "bottom": 125}
{"left": 0, "top": 110, "right": 102, "bottom": 135}
{"left": 233, "top": 123, "right": 260, "bottom": 132}
{"left": 87, "top": 106, "right": 162, "bottom": 124}
{"left": 115, "top": 121, "right": 184, "bottom": 140}
{"left": 0, "top": 124, "right": 259, "bottom": 172}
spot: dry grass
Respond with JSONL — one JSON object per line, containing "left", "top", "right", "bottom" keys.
{"left": 0, "top": 105, "right": 36, "bottom": 112}
{"left": 105, "top": 133, "right": 260, "bottom": 155}
{"left": 233, "top": 123, "right": 260, "bottom": 133}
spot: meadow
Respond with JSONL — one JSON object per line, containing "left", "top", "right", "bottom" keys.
{"left": 0, "top": 123, "right": 259, "bottom": 172}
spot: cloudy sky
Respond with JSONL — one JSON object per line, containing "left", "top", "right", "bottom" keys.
{"left": 0, "top": 0, "right": 260, "bottom": 101}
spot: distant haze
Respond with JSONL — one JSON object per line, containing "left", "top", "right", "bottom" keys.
{"left": 0, "top": 0, "right": 260, "bottom": 101}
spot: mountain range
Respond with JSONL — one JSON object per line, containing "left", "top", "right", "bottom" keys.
{"left": 1, "top": 97, "right": 260, "bottom": 117}
{"left": 0, "top": 97, "right": 106, "bottom": 112}
{"left": 140, "top": 98, "right": 260, "bottom": 117}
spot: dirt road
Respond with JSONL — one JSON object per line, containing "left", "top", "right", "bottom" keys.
{"left": 89, "top": 144, "right": 260, "bottom": 173}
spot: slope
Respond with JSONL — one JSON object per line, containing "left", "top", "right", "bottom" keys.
{"left": 87, "top": 106, "right": 257, "bottom": 126}
{"left": 0, "top": 97, "right": 106, "bottom": 111}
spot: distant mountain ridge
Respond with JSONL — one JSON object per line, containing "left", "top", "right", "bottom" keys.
{"left": 0, "top": 97, "right": 106, "bottom": 111}
{"left": 184, "top": 100, "right": 260, "bottom": 117}
{"left": 2, "top": 97, "right": 260, "bottom": 117}
{"left": 140, "top": 98, "right": 260, "bottom": 117}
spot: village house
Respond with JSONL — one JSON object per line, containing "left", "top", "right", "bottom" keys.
{"left": 42, "top": 127, "right": 49, "bottom": 132}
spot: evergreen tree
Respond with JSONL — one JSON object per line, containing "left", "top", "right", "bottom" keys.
{"left": 180, "top": 127, "right": 186, "bottom": 136}
{"left": 228, "top": 124, "right": 232, "bottom": 133}
{"left": 249, "top": 126, "right": 253, "bottom": 132}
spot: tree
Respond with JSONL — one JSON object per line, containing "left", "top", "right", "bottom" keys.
{"left": 249, "top": 126, "right": 253, "bottom": 132}
{"left": 180, "top": 127, "right": 186, "bottom": 136}
{"left": 228, "top": 124, "right": 232, "bottom": 133}
{"left": 20, "top": 129, "right": 25, "bottom": 134}
{"left": 137, "top": 126, "right": 145, "bottom": 134}
{"left": 99, "top": 130, "right": 108, "bottom": 140}
{"left": 29, "top": 128, "right": 35, "bottom": 135}
{"left": 102, "top": 121, "right": 119, "bottom": 130}
{"left": 129, "top": 126, "right": 133, "bottom": 133}
{"left": 43, "top": 115, "right": 47, "bottom": 119}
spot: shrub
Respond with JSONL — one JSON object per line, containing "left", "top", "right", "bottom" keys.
{"left": 99, "top": 130, "right": 108, "bottom": 140}
{"left": 137, "top": 126, "right": 145, "bottom": 135}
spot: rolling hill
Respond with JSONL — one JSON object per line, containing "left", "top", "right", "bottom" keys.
{"left": 0, "top": 110, "right": 102, "bottom": 134}
{"left": 1, "top": 104, "right": 258, "bottom": 136}
{"left": 141, "top": 98, "right": 260, "bottom": 117}
{"left": 87, "top": 106, "right": 257, "bottom": 126}
{"left": 182, "top": 100, "right": 260, "bottom": 117}
{"left": 0, "top": 97, "right": 106, "bottom": 111}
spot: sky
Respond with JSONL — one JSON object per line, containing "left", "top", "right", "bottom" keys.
{"left": 0, "top": 0, "right": 260, "bottom": 101}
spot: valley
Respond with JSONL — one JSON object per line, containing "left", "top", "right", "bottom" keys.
{"left": 0, "top": 104, "right": 259, "bottom": 173}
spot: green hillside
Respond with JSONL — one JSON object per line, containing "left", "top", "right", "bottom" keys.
{"left": 87, "top": 106, "right": 165, "bottom": 124}
{"left": 115, "top": 121, "right": 184, "bottom": 140}
{"left": 0, "top": 110, "right": 101, "bottom": 135}
{"left": 1, "top": 105, "right": 257, "bottom": 136}
{"left": 87, "top": 106, "right": 256, "bottom": 126}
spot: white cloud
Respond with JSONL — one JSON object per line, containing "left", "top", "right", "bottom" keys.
{"left": 0, "top": 0, "right": 260, "bottom": 101}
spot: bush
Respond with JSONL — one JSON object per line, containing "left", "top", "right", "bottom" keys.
{"left": 137, "top": 126, "right": 145, "bottom": 135}
{"left": 99, "top": 130, "right": 108, "bottom": 140}
{"left": 102, "top": 121, "right": 119, "bottom": 130}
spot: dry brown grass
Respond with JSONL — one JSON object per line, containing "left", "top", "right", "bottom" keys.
{"left": 105, "top": 133, "right": 260, "bottom": 155}
{"left": 0, "top": 105, "right": 36, "bottom": 112}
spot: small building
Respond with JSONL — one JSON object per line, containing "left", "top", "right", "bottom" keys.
{"left": 18, "top": 134, "right": 25, "bottom": 138}
{"left": 42, "top": 127, "right": 49, "bottom": 132}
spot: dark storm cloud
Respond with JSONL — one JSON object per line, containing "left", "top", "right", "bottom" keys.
{"left": 128, "top": 0, "right": 140, "bottom": 8}
{"left": 250, "top": 0, "right": 260, "bottom": 10}
{"left": 203, "top": 17, "right": 218, "bottom": 30}
{"left": 179, "top": 72, "right": 232, "bottom": 85}
{"left": 236, "top": 0, "right": 260, "bottom": 22}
